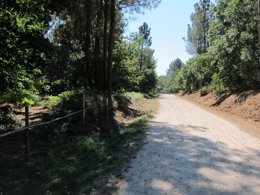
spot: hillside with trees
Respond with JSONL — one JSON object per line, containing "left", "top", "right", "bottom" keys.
{"left": 159, "top": 0, "right": 260, "bottom": 95}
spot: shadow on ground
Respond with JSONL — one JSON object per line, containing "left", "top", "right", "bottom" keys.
{"left": 118, "top": 121, "right": 260, "bottom": 195}
{"left": 0, "top": 94, "right": 152, "bottom": 194}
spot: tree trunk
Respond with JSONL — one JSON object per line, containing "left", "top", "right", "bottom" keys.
{"left": 140, "top": 45, "right": 143, "bottom": 71}
{"left": 103, "top": 0, "right": 109, "bottom": 91}
{"left": 103, "top": 0, "right": 109, "bottom": 115}
{"left": 107, "top": 0, "right": 116, "bottom": 118}
{"left": 85, "top": 0, "right": 93, "bottom": 88}
{"left": 94, "top": 1, "right": 103, "bottom": 90}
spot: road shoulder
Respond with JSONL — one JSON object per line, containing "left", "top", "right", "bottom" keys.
{"left": 174, "top": 94, "right": 260, "bottom": 139}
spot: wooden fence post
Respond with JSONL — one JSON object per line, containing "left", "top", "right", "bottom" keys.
{"left": 82, "top": 90, "right": 86, "bottom": 127}
{"left": 25, "top": 105, "right": 30, "bottom": 162}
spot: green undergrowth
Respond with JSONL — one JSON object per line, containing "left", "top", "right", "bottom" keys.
{"left": 0, "top": 92, "right": 157, "bottom": 194}
{"left": 42, "top": 90, "right": 76, "bottom": 108}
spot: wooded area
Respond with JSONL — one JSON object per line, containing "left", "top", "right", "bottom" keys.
{"left": 0, "top": 1, "right": 161, "bottom": 193}
{"left": 159, "top": 0, "right": 260, "bottom": 94}
{"left": 1, "top": 0, "right": 260, "bottom": 193}
{"left": 0, "top": 0, "right": 160, "bottom": 132}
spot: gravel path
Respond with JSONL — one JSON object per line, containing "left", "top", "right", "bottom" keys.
{"left": 117, "top": 94, "right": 260, "bottom": 195}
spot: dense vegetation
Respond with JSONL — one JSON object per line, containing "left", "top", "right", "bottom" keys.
{"left": 0, "top": 0, "right": 160, "bottom": 130}
{"left": 159, "top": 0, "right": 260, "bottom": 95}
{"left": 0, "top": 1, "right": 160, "bottom": 193}
{"left": 1, "top": 0, "right": 259, "bottom": 193}
{"left": 0, "top": 92, "right": 157, "bottom": 194}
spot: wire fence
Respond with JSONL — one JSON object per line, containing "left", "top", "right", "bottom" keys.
{"left": 0, "top": 100, "right": 96, "bottom": 162}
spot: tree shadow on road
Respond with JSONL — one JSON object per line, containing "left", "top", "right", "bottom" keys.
{"left": 117, "top": 122, "right": 260, "bottom": 195}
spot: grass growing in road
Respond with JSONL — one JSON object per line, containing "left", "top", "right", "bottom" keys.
{"left": 0, "top": 92, "right": 157, "bottom": 194}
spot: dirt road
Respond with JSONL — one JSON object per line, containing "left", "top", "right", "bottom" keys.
{"left": 117, "top": 94, "right": 260, "bottom": 195}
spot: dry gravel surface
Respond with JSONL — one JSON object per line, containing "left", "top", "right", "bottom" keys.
{"left": 117, "top": 94, "right": 260, "bottom": 195}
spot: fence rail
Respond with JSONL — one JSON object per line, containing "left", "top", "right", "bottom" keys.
{"left": 0, "top": 101, "right": 96, "bottom": 161}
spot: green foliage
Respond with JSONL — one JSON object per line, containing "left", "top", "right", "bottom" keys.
{"left": 185, "top": 0, "right": 211, "bottom": 55}
{"left": 21, "top": 98, "right": 35, "bottom": 107}
{"left": 140, "top": 68, "right": 157, "bottom": 93}
{"left": 113, "top": 36, "right": 140, "bottom": 91}
{"left": 138, "top": 22, "right": 152, "bottom": 48}
{"left": 0, "top": 0, "right": 51, "bottom": 100}
{"left": 200, "top": 86, "right": 210, "bottom": 96}
{"left": 210, "top": 73, "right": 228, "bottom": 95}
{"left": 157, "top": 58, "right": 183, "bottom": 93}
{"left": 58, "top": 91, "right": 75, "bottom": 101}
{"left": 0, "top": 90, "right": 157, "bottom": 194}
{"left": 43, "top": 96, "right": 62, "bottom": 108}
{"left": 43, "top": 91, "right": 75, "bottom": 108}
{"left": 208, "top": 0, "right": 259, "bottom": 91}
{"left": 164, "top": 0, "right": 259, "bottom": 95}
{"left": 113, "top": 25, "right": 158, "bottom": 94}
{"left": 0, "top": 88, "right": 40, "bottom": 106}
{"left": 0, "top": 105, "right": 17, "bottom": 132}
{"left": 124, "top": 92, "right": 144, "bottom": 99}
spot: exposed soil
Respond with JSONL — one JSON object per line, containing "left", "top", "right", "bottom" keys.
{"left": 178, "top": 91, "right": 260, "bottom": 139}
{"left": 181, "top": 91, "right": 260, "bottom": 122}
{"left": 0, "top": 104, "right": 50, "bottom": 131}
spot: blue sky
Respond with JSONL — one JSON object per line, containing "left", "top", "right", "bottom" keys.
{"left": 125, "top": 0, "right": 198, "bottom": 75}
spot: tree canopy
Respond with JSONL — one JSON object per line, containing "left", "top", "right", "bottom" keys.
{"left": 161, "top": 0, "right": 260, "bottom": 94}
{"left": 0, "top": 0, "right": 159, "bottom": 106}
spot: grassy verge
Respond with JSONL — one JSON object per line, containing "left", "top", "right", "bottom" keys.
{"left": 0, "top": 92, "right": 158, "bottom": 194}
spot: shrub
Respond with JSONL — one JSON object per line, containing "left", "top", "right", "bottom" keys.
{"left": 0, "top": 89, "right": 40, "bottom": 106}
{"left": 200, "top": 86, "right": 210, "bottom": 96}
{"left": 210, "top": 74, "right": 229, "bottom": 95}
{"left": 0, "top": 105, "right": 17, "bottom": 132}
{"left": 43, "top": 96, "right": 62, "bottom": 108}
{"left": 43, "top": 91, "right": 76, "bottom": 108}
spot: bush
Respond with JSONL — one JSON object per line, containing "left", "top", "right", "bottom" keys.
{"left": 0, "top": 105, "right": 17, "bottom": 132}
{"left": 200, "top": 87, "right": 210, "bottom": 96}
{"left": 43, "top": 96, "right": 62, "bottom": 108}
{"left": 210, "top": 74, "right": 229, "bottom": 95}
{"left": 0, "top": 89, "right": 40, "bottom": 106}
{"left": 147, "top": 89, "right": 159, "bottom": 98}
{"left": 43, "top": 91, "right": 76, "bottom": 108}
{"left": 58, "top": 91, "right": 75, "bottom": 100}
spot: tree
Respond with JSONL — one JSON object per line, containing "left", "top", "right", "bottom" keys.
{"left": 166, "top": 59, "right": 183, "bottom": 78}
{"left": 0, "top": 0, "right": 51, "bottom": 103}
{"left": 158, "top": 59, "right": 183, "bottom": 93}
{"left": 138, "top": 22, "right": 152, "bottom": 71}
{"left": 208, "top": 0, "right": 260, "bottom": 91}
{"left": 112, "top": 36, "right": 140, "bottom": 91}
{"left": 185, "top": 0, "right": 211, "bottom": 55}
{"left": 139, "top": 48, "right": 157, "bottom": 93}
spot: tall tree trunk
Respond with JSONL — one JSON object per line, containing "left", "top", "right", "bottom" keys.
{"left": 103, "top": 0, "right": 109, "bottom": 91}
{"left": 140, "top": 44, "right": 143, "bottom": 71}
{"left": 85, "top": 0, "right": 92, "bottom": 88}
{"left": 107, "top": 0, "right": 116, "bottom": 118}
{"left": 94, "top": 1, "right": 103, "bottom": 90}
{"left": 103, "top": 0, "right": 109, "bottom": 115}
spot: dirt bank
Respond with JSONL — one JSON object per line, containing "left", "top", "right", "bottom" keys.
{"left": 180, "top": 91, "right": 260, "bottom": 122}
{"left": 178, "top": 91, "right": 260, "bottom": 138}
